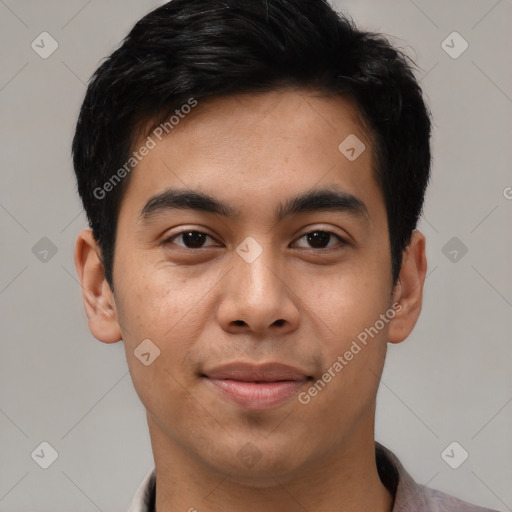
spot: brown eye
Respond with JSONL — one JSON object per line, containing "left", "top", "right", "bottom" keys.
{"left": 292, "top": 230, "right": 347, "bottom": 250}
{"left": 164, "top": 231, "right": 217, "bottom": 249}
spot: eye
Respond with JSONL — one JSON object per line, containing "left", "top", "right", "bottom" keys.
{"left": 163, "top": 230, "right": 219, "bottom": 249}
{"left": 163, "top": 228, "right": 349, "bottom": 251}
{"left": 292, "top": 230, "right": 348, "bottom": 250}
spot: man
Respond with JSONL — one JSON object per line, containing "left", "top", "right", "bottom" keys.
{"left": 72, "top": 0, "right": 499, "bottom": 510}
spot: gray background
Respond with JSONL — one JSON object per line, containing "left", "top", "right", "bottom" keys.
{"left": 1, "top": 0, "right": 511, "bottom": 510}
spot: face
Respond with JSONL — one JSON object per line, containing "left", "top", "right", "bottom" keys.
{"left": 78, "top": 89, "right": 424, "bottom": 486}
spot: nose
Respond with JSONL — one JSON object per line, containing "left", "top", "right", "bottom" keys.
{"left": 216, "top": 242, "right": 300, "bottom": 336}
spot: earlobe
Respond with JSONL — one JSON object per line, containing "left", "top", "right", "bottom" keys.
{"left": 387, "top": 230, "right": 427, "bottom": 344}
{"left": 74, "top": 229, "right": 122, "bottom": 344}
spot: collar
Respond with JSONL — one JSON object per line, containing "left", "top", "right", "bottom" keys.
{"left": 127, "top": 441, "right": 495, "bottom": 512}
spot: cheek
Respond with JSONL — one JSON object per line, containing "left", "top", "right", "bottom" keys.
{"left": 296, "top": 274, "right": 390, "bottom": 430}
{"left": 113, "top": 271, "right": 191, "bottom": 394}
{"left": 298, "top": 257, "right": 391, "bottom": 404}
{"left": 116, "top": 262, "right": 204, "bottom": 341}
{"left": 308, "top": 262, "right": 392, "bottom": 344}
{"left": 115, "top": 274, "right": 204, "bottom": 415}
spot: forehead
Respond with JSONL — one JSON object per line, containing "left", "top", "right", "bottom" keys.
{"left": 119, "top": 89, "right": 384, "bottom": 225}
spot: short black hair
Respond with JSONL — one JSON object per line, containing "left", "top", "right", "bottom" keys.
{"left": 72, "top": 0, "right": 432, "bottom": 291}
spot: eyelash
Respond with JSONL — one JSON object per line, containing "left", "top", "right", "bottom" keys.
{"left": 162, "top": 229, "right": 349, "bottom": 251}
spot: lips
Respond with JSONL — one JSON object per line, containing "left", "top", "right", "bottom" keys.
{"left": 202, "top": 362, "right": 312, "bottom": 410}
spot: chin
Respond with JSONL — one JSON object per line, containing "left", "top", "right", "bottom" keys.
{"left": 199, "top": 437, "right": 313, "bottom": 487}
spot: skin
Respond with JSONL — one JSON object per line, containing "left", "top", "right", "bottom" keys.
{"left": 75, "top": 89, "right": 427, "bottom": 512}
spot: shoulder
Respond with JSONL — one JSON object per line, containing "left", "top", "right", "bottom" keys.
{"left": 127, "top": 467, "right": 156, "bottom": 512}
{"left": 375, "top": 442, "right": 500, "bottom": 512}
{"left": 416, "top": 486, "right": 501, "bottom": 512}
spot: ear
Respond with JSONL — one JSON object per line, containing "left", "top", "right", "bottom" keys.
{"left": 387, "top": 230, "right": 427, "bottom": 344}
{"left": 74, "top": 229, "right": 122, "bottom": 343}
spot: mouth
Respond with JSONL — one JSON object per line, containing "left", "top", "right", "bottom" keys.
{"left": 201, "top": 362, "right": 314, "bottom": 411}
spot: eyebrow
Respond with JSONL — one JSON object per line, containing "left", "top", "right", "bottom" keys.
{"left": 138, "top": 185, "right": 369, "bottom": 224}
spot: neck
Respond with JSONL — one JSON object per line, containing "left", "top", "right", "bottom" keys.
{"left": 148, "top": 410, "right": 394, "bottom": 512}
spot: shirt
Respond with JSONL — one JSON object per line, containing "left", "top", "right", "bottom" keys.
{"left": 128, "top": 441, "right": 499, "bottom": 512}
